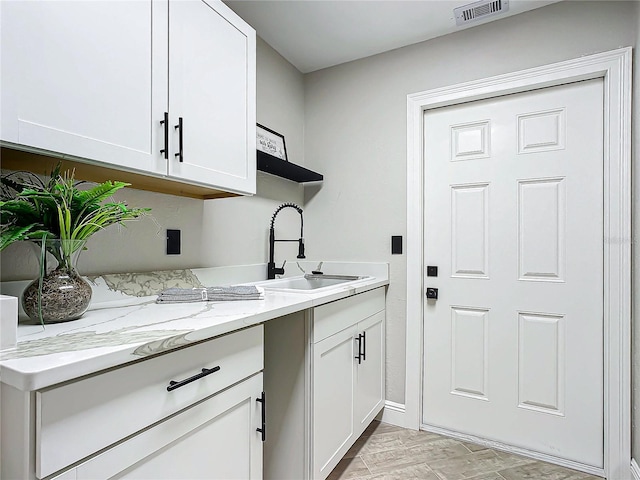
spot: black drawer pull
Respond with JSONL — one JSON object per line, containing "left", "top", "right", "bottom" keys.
{"left": 175, "top": 117, "right": 184, "bottom": 163}
{"left": 256, "top": 391, "right": 266, "bottom": 441}
{"left": 167, "top": 366, "right": 220, "bottom": 392}
{"left": 362, "top": 330, "right": 366, "bottom": 362}
{"left": 160, "top": 111, "right": 169, "bottom": 159}
{"left": 355, "top": 334, "right": 363, "bottom": 364}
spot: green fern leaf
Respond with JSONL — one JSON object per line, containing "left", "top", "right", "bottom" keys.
{"left": 0, "top": 224, "right": 39, "bottom": 251}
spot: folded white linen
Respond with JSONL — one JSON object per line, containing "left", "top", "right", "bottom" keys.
{"left": 156, "top": 285, "right": 265, "bottom": 304}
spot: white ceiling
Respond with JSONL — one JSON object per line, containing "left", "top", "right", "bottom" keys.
{"left": 224, "top": 0, "right": 561, "bottom": 73}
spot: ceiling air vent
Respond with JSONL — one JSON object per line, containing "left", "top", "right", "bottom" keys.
{"left": 454, "top": 0, "right": 509, "bottom": 26}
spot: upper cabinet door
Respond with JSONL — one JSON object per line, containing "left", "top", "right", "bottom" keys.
{"left": 0, "top": 0, "right": 168, "bottom": 175}
{"left": 168, "top": 0, "right": 256, "bottom": 195}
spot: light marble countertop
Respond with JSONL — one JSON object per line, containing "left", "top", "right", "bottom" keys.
{"left": 0, "top": 262, "right": 388, "bottom": 392}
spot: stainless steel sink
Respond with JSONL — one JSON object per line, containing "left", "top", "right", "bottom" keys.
{"left": 259, "top": 274, "right": 368, "bottom": 292}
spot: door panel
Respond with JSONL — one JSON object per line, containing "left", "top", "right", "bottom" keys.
{"left": 517, "top": 312, "right": 564, "bottom": 415}
{"left": 422, "top": 79, "right": 603, "bottom": 467}
{"left": 451, "top": 184, "right": 490, "bottom": 278}
{"left": 450, "top": 307, "right": 489, "bottom": 401}
{"left": 518, "top": 178, "right": 565, "bottom": 281}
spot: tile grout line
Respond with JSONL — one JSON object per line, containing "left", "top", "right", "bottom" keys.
{"left": 460, "top": 442, "right": 475, "bottom": 454}
{"left": 432, "top": 469, "right": 448, "bottom": 480}
{"left": 358, "top": 454, "right": 373, "bottom": 476}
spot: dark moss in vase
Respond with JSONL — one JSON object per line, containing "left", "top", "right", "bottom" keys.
{"left": 22, "top": 267, "right": 92, "bottom": 323}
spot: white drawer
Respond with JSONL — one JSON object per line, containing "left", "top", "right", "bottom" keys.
{"left": 36, "top": 325, "right": 264, "bottom": 478}
{"left": 312, "top": 288, "right": 385, "bottom": 343}
{"left": 51, "top": 373, "right": 264, "bottom": 480}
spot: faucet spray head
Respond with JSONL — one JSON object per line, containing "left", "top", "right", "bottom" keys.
{"left": 297, "top": 238, "right": 306, "bottom": 259}
{"left": 270, "top": 202, "right": 303, "bottom": 229}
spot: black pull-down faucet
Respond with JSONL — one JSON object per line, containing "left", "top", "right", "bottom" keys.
{"left": 268, "top": 203, "right": 305, "bottom": 279}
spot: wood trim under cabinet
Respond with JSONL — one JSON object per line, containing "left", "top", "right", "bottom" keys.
{"left": 0, "top": 147, "right": 239, "bottom": 200}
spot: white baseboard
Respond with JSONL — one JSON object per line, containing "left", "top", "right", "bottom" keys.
{"left": 421, "top": 423, "right": 605, "bottom": 478}
{"left": 631, "top": 458, "right": 640, "bottom": 480}
{"left": 380, "top": 400, "right": 409, "bottom": 428}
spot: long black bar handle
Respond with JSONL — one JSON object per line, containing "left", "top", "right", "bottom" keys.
{"left": 167, "top": 365, "right": 220, "bottom": 392}
{"left": 354, "top": 334, "right": 363, "bottom": 364}
{"left": 256, "top": 391, "right": 266, "bottom": 441}
{"left": 175, "top": 117, "right": 183, "bottom": 162}
{"left": 160, "top": 112, "right": 169, "bottom": 159}
{"left": 362, "top": 330, "right": 366, "bottom": 362}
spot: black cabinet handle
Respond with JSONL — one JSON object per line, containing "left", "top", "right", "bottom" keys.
{"left": 355, "top": 334, "right": 363, "bottom": 364}
{"left": 160, "top": 111, "right": 168, "bottom": 159}
{"left": 175, "top": 117, "right": 183, "bottom": 162}
{"left": 166, "top": 365, "right": 220, "bottom": 392}
{"left": 256, "top": 391, "right": 266, "bottom": 441}
{"left": 362, "top": 330, "right": 366, "bottom": 362}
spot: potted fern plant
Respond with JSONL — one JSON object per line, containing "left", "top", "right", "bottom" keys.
{"left": 0, "top": 165, "right": 150, "bottom": 323}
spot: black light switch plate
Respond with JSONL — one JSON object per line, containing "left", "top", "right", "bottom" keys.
{"left": 391, "top": 236, "right": 403, "bottom": 254}
{"left": 167, "top": 229, "right": 181, "bottom": 255}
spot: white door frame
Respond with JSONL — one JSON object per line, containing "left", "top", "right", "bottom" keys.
{"left": 404, "top": 48, "right": 632, "bottom": 478}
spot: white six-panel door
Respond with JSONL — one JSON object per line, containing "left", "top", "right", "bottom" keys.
{"left": 422, "top": 79, "right": 604, "bottom": 467}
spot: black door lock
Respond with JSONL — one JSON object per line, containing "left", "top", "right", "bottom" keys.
{"left": 426, "top": 288, "right": 438, "bottom": 300}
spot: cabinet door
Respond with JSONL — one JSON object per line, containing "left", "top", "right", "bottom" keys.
{"left": 168, "top": 0, "right": 256, "bottom": 194}
{"left": 0, "top": 0, "right": 168, "bottom": 174}
{"left": 312, "top": 325, "right": 357, "bottom": 480}
{"left": 354, "top": 311, "right": 386, "bottom": 435}
{"left": 58, "top": 373, "right": 264, "bottom": 480}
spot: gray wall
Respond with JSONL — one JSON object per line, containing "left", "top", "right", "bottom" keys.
{"left": 0, "top": 186, "right": 206, "bottom": 280}
{"left": 302, "top": 1, "right": 638, "bottom": 407}
{"left": 0, "top": 38, "right": 306, "bottom": 281}
{"left": 201, "top": 37, "right": 306, "bottom": 268}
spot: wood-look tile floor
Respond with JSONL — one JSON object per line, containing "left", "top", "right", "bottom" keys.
{"left": 327, "top": 421, "right": 603, "bottom": 480}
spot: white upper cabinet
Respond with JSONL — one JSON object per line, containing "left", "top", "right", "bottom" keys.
{"left": 0, "top": 0, "right": 167, "bottom": 175}
{"left": 168, "top": 0, "right": 256, "bottom": 194}
{"left": 0, "top": 0, "right": 256, "bottom": 196}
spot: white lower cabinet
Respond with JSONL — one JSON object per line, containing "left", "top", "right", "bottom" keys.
{"left": 262, "top": 287, "right": 386, "bottom": 480}
{"left": 53, "top": 373, "right": 263, "bottom": 480}
{"left": 1, "top": 325, "right": 264, "bottom": 480}
{"left": 1, "top": 289, "right": 385, "bottom": 480}
{"left": 311, "top": 288, "right": 386, "bottom": 480}
{"left": 313, "top": 325, "right": 358, "bottom": 478}
{"left": 354, "top": 311, "right": 385, "bottom": 431}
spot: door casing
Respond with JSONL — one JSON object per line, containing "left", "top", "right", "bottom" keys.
{"left": 404, "top": 48, "right": 632, "bottom": 479}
